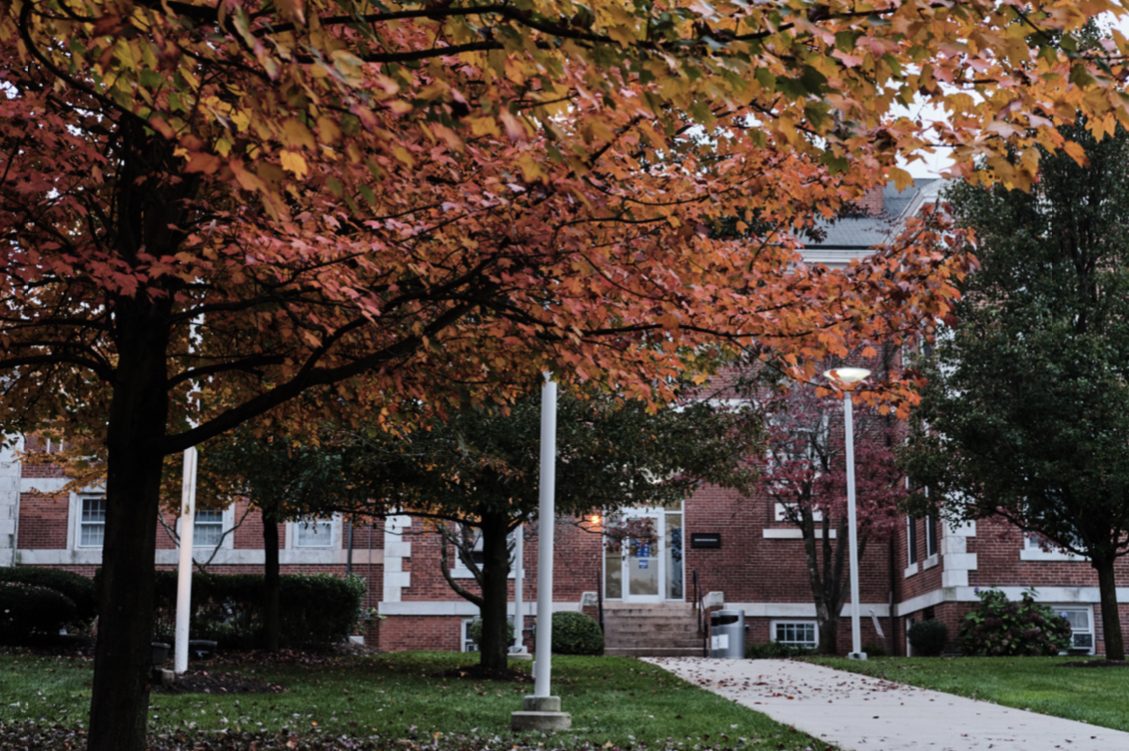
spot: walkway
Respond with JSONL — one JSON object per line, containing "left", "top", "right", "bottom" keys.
{"left": 644, "top": 657, "right": 1129, "bottom": 751}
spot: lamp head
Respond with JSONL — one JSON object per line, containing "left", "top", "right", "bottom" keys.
{"left": 823, "top": 367, "right": 871, "bottom": 385}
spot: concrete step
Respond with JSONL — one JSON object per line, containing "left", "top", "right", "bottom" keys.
{"left": 605, "top": 633, "right": 702, "bottom": 646}
{"left": 603, "top": 619, "right": 701, "bottom": 631}
{"left": 605, "top": 646, "right": 706, "bottom": 658}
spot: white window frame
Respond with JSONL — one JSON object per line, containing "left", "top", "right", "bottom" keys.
{"left": 904, "top": 516, "right": 919, "bottom": 577}
{"left": 175, "top": 506, "right": 236, "bottom": 550}
{"left": 770, "top": 620, "right": 819, "bottom": 650}
{"left": 1021, "top": 533, "right": 1085, "bottom": 562}
{"left": 774, "top": 502, "right": 822, "bottom": 523}
{"left": 292, "top": 517, "right": 336, "bottom": 549}
{"left": 450, "top": 526, "right": 516, "bottom": 579}
{"left": 461, "top": 617, "right": 479, "bottom": 653}
{"left": 1052, "top": 605, "right": 1095, "bottom": 654}
{"left": 76, "top": 495, "right": 107, "bottom": 549}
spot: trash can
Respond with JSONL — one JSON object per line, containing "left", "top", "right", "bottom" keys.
{"left": 709, "top": 609, "right": 745, "bottom": 658}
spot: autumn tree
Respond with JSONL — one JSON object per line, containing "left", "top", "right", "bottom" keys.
{"left": 751, "top": 374, "right": 904, "bottom": 655}
{"left": 902, "top": 121, "right": 1129, "bottom": 661}
{"left": 321, "top": 388, "right": 760, "bottom": 671}
{"left": 2, "top": 2, "right": 1126, "bottom": 750}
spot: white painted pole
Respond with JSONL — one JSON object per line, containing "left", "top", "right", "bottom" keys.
{"left": 513, "top": 524, "right": 524, "bottom": 652}
{"left": 534, "top": 375, "right": 557, "bottom": 698}
{"left": 844, "top": 391, "right": 864, "bottom": 660}
{"left": 174, "top": 316, "right": 203, "bottom": 674}
{"left": 174, "top": 446, "right": 198, "bottom": 673}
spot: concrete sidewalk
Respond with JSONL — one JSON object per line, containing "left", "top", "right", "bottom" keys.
{"left": 644, "top": 657, "right": 1129, "bottom": 751}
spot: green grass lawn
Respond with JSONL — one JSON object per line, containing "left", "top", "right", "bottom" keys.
{"left": 0, "top": 651, "right": 839, "bottom": 750}
{"left": 810, "top": 656, "right": 1129, "bottom": 732}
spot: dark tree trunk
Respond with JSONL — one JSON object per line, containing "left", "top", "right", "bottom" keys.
{"left": 1094, "top": 556, "right": 1125, "bottom": 660}
{"left": 87, "top": 298, "right": 172, "bottom": 751}
{"left": 262, "top": 510, "right": 281, "bottom": 652}
{"left": 478, "top": 511, "right": 512, "bottom": 671}
{"left": 818, "top": 616, "right": 840, "bottom": 655}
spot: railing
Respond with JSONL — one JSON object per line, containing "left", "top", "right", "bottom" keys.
{"left": 597, "top": 571, "right": 605, "bottom": 634}
{"left": 692, "top": 569, "right": 707, "bottom": 656}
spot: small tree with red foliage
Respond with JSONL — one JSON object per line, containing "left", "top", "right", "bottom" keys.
{"left": 754, "top": 381, "right": 905, "bottom": 655}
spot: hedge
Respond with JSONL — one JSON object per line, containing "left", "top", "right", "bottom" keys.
{"left": 0, "top": 567, "right": 98, "bottom": 630}
{"left": 95, "top": 569, "right": 365, "bottom": 649}
{"left": 0, "top": 582, "right": 77, "bottom": 644}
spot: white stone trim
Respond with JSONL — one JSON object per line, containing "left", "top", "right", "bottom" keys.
{"left": 1020, "top": 548, "right": 1086, "bottom": 562}
{"left": 896, "top": 585, "right": 1129, "bottom": 614}
{"left": 762, "top": 528, "right": 836, "bottom": 539}
{"left": 17, "top": 547, "right": 384, "bottom": 567}
{"left": 382, "top": 515, "right": 412, "bottom": 603}
{"left": 725, "top": 602, "right": 890, "bottom": 618}
{"left": 903, "top": 561, "right": 919, "bottom": 578}
{"left": 20, "top": 476, "right": 69, "bottom": 494}
{"left": 922, "top": 553, "right": 940, "bottom": 570}
{"left": 378, "top": 600, "right": 578, "bottom": 616}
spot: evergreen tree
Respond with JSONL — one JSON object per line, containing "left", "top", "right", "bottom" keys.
{"left": 903, "top": 123, "right": 1129, "bottom": 660}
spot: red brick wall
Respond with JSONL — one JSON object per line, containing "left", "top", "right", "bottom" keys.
{"left": 379, "top": 614, "right": 464, "bottom": 652}
{"left": 17, "top": 495, "right": 69, "bottom": 549}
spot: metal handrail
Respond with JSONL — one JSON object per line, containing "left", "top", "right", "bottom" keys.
{"left": 692, "top": 569, "right": 707, "bottom": 657}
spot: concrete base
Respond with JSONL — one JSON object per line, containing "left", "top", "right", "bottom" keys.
{"left": 508, "top": 650, "right": 532, "bottom": 661}
{"left": 511, "top": 696, "right": 571, "bottom": 730}
{"left": 157, "top": 669, "right": 176, "bottom": 686}
{"left": 847, "top": 651, "right": 868, "bottom": 660}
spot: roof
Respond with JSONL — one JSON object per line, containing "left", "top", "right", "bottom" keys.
{"left": 800, "top": 178, "right": 950, "bottom": 267}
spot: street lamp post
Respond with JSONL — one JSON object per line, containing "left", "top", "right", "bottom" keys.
{"left": 823, "top": 367, "right": 870, "bottom": 661}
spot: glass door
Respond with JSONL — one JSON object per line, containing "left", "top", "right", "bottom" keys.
{"left": 604, "top": 509, "right": 666, "bottom": 603}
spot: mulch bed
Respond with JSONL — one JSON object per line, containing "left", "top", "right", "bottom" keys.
{"left": 436, "top": 664, "right": 533, "bottom": 683}
{"left": 1055, "top": 660, "right": 1129, "bottom": 668}
{"left": 151, "top": 669, "right": 284, "bottom": 695}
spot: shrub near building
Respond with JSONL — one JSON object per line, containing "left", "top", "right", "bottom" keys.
{"left": 959, "top": 587, "right": 1072, "bottom": 656}
{"left": 551, "top": 612, "right": 604, "bottom": 655}
{"left": 0, "top": 581, "right": 77, "bottom": 643}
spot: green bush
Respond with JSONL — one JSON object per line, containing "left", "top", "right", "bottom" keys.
{"left": 0, "top": 582, "right": 77, "bottom": 643}
{"left": 745, "top": 641, "right": 814, "bottom": 659}
{"left": 96, "top": 569, "right": 365, "bottom": 649}
{"left": 862, "top": 641, "right": 888, "bottom": 657}
{"left": 959, "top": 587, "right": 1072, "bottom": 656}
{"left": 466, "top": 618, "right": 515, "bottom": 650}
{"left": 908, "top": 619, "right": 949, "bottom": 656}
{"left": 550, "top": 611, "right": 603, "bottom": 655}
{"left": 0, "top": 567, "right": 98, "bottom": 630}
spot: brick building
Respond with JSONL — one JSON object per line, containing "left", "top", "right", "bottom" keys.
{"left": 1, "top": 180, "right": 1125, "bottom": 656}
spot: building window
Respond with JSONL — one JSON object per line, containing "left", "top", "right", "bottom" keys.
{"left": 78, "top": 497, "right": 106, "bottom": 548}
{"left": 451, "top": 527, "right": 515, "bottom": 578}
{"left": 1056, "top": 606, "right": 1095, "bottom": 653}
{"left": 193, "top": 509, "right": 225, "bottom": 548}
{"left": 774, "top": 503, "right": 822, "bottom": 523}
{"left": 907, "top": 516, "right": 919, "bottom": 564}
{"left": 925, "top": 516, "right": 939, "bottom": 559}
{"left": 461, "top": 618, "right": 479, "bottom": 652}
{"left": 295, "top": 519, "right": 334, "bottom": 548}
{"left": 772, "top": 621, "right": 818, "bottom": 649}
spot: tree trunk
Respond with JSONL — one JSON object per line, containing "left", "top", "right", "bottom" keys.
{"left": 262, "top": 510, "right": 281, "bottom": 652}
{"left": 1094, "top": 556, "right": 1125, "bottom": 660}
{"left": 87, "top": 299, "right": 172, "bottom": 751}
{"left": 478, "top": 511, "right": 512, "bottom": 671}
{"left": 818, "top": 615, "right": 840, "bottom": 655}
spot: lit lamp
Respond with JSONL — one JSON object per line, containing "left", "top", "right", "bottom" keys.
{"left": 823, "top": 367, "right": 870, "bottom": 660}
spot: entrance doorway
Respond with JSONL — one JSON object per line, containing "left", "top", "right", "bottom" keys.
{"left": 603, "top": 506, "right": 684, "bottom": 603}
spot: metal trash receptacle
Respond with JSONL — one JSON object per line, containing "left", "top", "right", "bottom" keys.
{"left": 709, "top": 609, "right": 745, "bottom": 658}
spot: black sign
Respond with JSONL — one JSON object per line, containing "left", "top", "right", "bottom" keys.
{"left": 690, "top": 532, "right": 721, "bottom": 549}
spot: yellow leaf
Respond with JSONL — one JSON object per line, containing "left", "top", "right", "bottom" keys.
{"left": 393, "top": 146, "right": 416, "bottom": 168}
{"left": 316, "top": 116, "right": 341, "bottom": 145}
{"left": 331, "top": 49, "right": 365, "bottom": 87}
{"left": 1063, "top": 141, "right": 1088, "bottom": 167}
{"left": 279, "top": 150, "right": 308, "bottom": 179}
{"left": 282, "top": 118, "right": 316, "bottom": 150}
{"left": 516, "top": 154, "right": 544, "bottom": 182}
